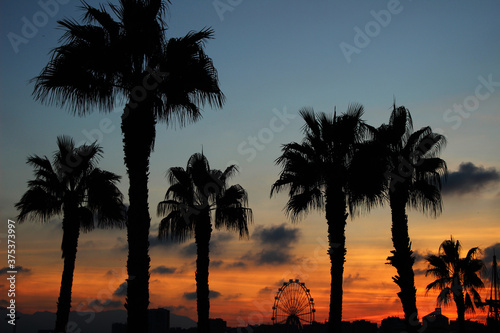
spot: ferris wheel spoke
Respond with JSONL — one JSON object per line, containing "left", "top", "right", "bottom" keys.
{"left": 272, "top": 280, "right": 315, "bottom": 326}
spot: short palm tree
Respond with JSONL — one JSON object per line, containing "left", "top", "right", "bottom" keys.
{"left": 425, "top": 237, "right": 485, "bottom": 333}
{"left": 157, "top": 153, "right": 252, "bottom": 333}
{"left": 15, "top": 136, "right": 125, "bottom": 333}
{"left": 377, "top": 103, "right": 447, "bottom": 332}
{"left": 271, "top": 106, "right": 385, "bottom": 333}
{"left": 31, "top": 1, "right": 224, "bottom": 330}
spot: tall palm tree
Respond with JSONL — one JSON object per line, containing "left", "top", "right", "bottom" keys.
{"left": 157, "top": 153, "right": 252, "bottom": 333}
{"left": 31, "top": 1, "right": 224, "bottom": 330}
{"left": 15, "top": 136, "right": 125, "bottom": 333}
{"left": 377, "top": 103, "right": 447, "bottom": 332}
{"left": 270, "top": 106, "right": 385, "bottom": 333}
{"left": 425, "top": 237, "right": 485, "bottom": 333}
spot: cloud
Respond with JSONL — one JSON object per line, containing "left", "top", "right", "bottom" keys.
{"left": 0, "top": 266, "right": 32, "bottom": 275}
{"left": 226, "top": 261, "right": 247, "bottom": 269}
{"left": 80, "top": 240, "right": 96, "bottom": 248}
{"left": 113, "top": 281, "right": 127, "bottom": 297}
{"left": 244, "top": 249, "right": 293, "bottom": 265}
{"left": 258, "top": 286, "right": 276, "bottom": 296}
{"left": 149, "top": 235, "right": 178, "bottom": 248}
{"left": 413, "top": 268, "right": 428, "bottom": 276}
{"left": 413, "top": 249, "right": 432, "bottom": 263}
{"left": 151, "top": 265, "right": 176, "bottom": 274}
{"left": 481, "top": 243, "right": 500, "bottom": 282}
{"left": 243, "top": 224, "right": 300, "bottom": 265}
{"left": 442, "top": 162, "right": 500, "bottom": 196}
{"left": 183, "top": 290, "right": 221, "bottom": 300}
{"left": 253, "top": 224, "right": 300, "bottom": 247}
{"left": 165, "top": 305, "right": 191, "bottom": 313}
{"left": 224, "top": 293, "right": 243, "bottom": 300}
{"left": 180, "top": 242, "right": 197, "bottom": 257}
{"left": 0, "top": 299, "right": 9, "bottom": 307}
{"left": 88, "top": 299, "right": 122, "bottom": 310}
{"left": 211, "top": 260, "right": 224, "bottom": 268}
{"left": 343, "top": 273, "right": 367, "bottom": 286}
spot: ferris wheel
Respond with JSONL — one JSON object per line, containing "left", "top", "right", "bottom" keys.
{"left": 271, "top": 279, "right": 315, "bottom": 328}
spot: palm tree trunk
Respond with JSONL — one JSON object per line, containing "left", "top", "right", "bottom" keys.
{"left": 388, "top": 193, "right": 419, "bottom": 333}
{"left": 54, "top": 215, "right": 80, "bottom": 333}
{"left": 195, "top": 213, "right": 212, "bottom": 333}
{"left": 122, "top": 101, "right": 155, "bottom": 333}
{"left": 326, "top": 186, "right": 347, "bottom": 333}
{"left": 453, "top": 282, "right": 466, "bottom": 333}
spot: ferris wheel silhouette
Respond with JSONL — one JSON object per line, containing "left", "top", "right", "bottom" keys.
{"left": 271, "top": 279, "right": 316, "bottom": 329}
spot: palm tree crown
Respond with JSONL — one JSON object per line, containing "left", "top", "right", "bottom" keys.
{"left": 16, "top": 135, "right": 125, "bottom": 229}
{"left": 15, "top": 135, "right": 125, "bottom": 333}
{"left": 157, "top": 152, "right": 252, "bottom": 333}
{"left": 32, "top": 0, "right": 224, "bottom": 120}
{"left": 425, "top": 237, "right": 485, "bottom": 332}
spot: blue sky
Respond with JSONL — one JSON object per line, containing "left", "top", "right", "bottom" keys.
{"left": 0, "top": 0, "right": 499, "bottom": 325}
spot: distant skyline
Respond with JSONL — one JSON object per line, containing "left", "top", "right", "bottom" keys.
{"left": 1, "top": 0, "right": 500, "bottom": 328}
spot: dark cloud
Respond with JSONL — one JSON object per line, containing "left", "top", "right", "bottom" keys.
{"left": 0, "top": 299, "right": 9, "bottom": 307}
{"left": 242, "top": 224, "right": 300, "bottom": 266}
{"left": 114, "top": 237, "right": 128, "bottom": 252}
{"left": 253, "top": 224, "right": 300, "bottom": 247}
{"left": 343, "top": 273, "right": 366, "bottom": 286}
{"left": 88, "top": 299, "right": 122, "bottom": 310}
{"left": 224, "top": 293, "right": 243, "bottom": 300}
{"left": 442, "top": 162, "right": 500, "bottom": 196}
{"left": 165, "top": 305, "right": 191, "bottom": 313}
{"left": 180, "top": 242, "right": 197, "bottom": 257}
{"left": 481, "top": 243, "right": 500, "bottom": 282}
{"left": 80, "top": 240, "right": 96, "bottom": 248}
{"left": 211, "top": 260, "right": 224, "bottom": 268}
{"left": 210, "top": 233, "right": 234, "bottom": 255}
{"left": 113, "top": 281, "right": 127, "bottom": 297}
{"left": 413, "top": 250, "right": 432, "bottom": 263}
{"left": 183, "top": 290, "right": 221, "bottom": 301}
{"left": 0, "top": 266, "right": 32, "bottom": 275}
{"left": 258, "top": 286, "right": 276, "bottom": 296}
{"left": 413, "top": 268, "right": 427, "bottom": 276}
{"left": 149, "top": 235, "right": 178, "bottom": 248}
{"left": 243, "top": 249, "right": 293, "bottom": 265}
{"left": 151, "top": 265, "right": 176, "bottom": 274}
{"left": 226, "top": 261, "right": 247, "bottom": 269}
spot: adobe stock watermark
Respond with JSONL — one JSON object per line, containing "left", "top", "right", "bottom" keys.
{"left": 339, "top": 0, "right": 409, "bottom": 64}
{"left": 213, "top": 0, "right": 243, "bottom": 21}
{"left": 442, "top": 73, "right": 499, "bottom": 130}
{"left": 7, "top": 0, "right": 71, "bottom": 54}
{"left": 236, "top": 106, "right": 296, "bottom": 163}
{"left": 64, "top": 268, "right": 129, "bottom": 333}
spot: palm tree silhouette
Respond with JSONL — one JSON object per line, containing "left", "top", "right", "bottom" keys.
{"left": 31, "top": 1, "right": 224, "bottom": 330}
{"left": 15, "top": 136, "right": 125, "bottom": 333}
{"left": 271, "top": 106, "right": 385, "bottom": 333}
{"left": 425, "top": 237, "right": 485, "bottom": 333}
{"left": 377, "top": 103, "right": 447, "bottom": 332}
{"left": 157, "top": 153, "right": 252, "bottom": 333}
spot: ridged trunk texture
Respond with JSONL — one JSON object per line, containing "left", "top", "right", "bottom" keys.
{"left": 389, "top": 190, "right": 419, "bottom": 333}
{"left": 195, "top": 212, "right": 212, "bottom": 333}
{"left": 453, "top": 284, "right": 466, "bottom": 333}
{"left": 54, "top": 212, "right": 80, "bottom": 333}
{"left": 326, "top": 186, "right": 347, "bottom": 333}
{"left": 122, "top": 100, "right": 155, "bottom": 333}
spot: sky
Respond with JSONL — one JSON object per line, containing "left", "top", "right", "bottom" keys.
{"left": 1, "top": 0, "right": 500, "bottom": 329}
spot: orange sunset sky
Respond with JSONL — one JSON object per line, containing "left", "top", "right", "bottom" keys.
{"left": 1, "top": 0, "right": 500, "bottom": 328}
